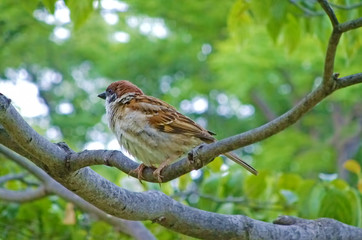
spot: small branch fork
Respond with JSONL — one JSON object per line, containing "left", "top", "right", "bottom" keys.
{"left": 0, "top": 1, "right": 361, "bottom": 238}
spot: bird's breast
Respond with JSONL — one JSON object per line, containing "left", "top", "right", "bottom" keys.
{"left": 105, "top": 103, "right": 204, "bottom": 166}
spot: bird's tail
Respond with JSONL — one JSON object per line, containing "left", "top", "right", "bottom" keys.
{"left": 224, "top": 152, "right": 258, "bottom": 175}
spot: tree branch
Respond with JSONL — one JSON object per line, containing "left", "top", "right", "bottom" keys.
{"left": 317, "top": 1, "right": 343, "bottom": 87}
{"left": 0, "top": 145, "right": 155, "bottom": 240}
{"left": 337, "top": 73, "right": 362, "bottom": 88}
{"left": 0, "top": 173, "right": 27, "bottom": 184}
{"left": 330, "top": 2, "right": 362, "bottom": 10}
{"left": 0, "top": 186, "right": 47, "bottom": 202}
{"left": 289, "top": 0, "right": 324, "bottom": 17}
{"left": 0, "top": 94, "right": 65, "bottom": 171}
{"left": 317, "top": 2, "right": 362, "bottom": 87}
{"left": 173, "top": 190, "right": 285, "bottom": 211}
{"left": 318, "top": 0, "right": 339, "bottom": 27}
{"left": 339, "top": 17, "right": 362, "bottom": 32}
{"left": 194, "top": 73, "right": 361, "bottom": 165}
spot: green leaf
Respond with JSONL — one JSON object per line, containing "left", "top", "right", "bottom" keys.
{"left": 283, "top": 14, "right": 301, "bottom": 53}
{"left": 346, "top": 188, "right": 362, "bottom": 227}
{"left": 90, "top": 222, "right": 112, "bottom": 236}
{"left": 307, "top": 184, "right": 326, "bottom": 219}
{"left": 221, "top": 168, "right": 244, "bottom": 197}
{"left": 227, "top": 0, "right": 252, "bottom": 41}
{"left": 22, "top": 0, "right": 41, "bottom": 14}
{"left": 243, "top": 171, "right": 267, "bottom": 199}
{"left": 277, "top": 173, "right": 302, "bottom": 191}
{"left": 208, "top": 156, "right": 223, "bottom": 172}
{"left": 314, "top": 16, "right": 331, "bottom": 48}
{"left": 178, "top": 174, "right": 191, "bottom": 191}
{"left": 297, "top": 179, "right": 317, "bottom": 218}
{"left": 202, "top": 174, "right": 220, "bottom": 195}
{"left": 249, "top": 0, "right": 271, "bottom": 24}
{"left": 280, "top": 189, "right": 298, "bottom": 205}
{"left": 331, "top": 179, "right": 349, "bottom": 190}
{"left": 266, "top": 0, "right": 288, "bottom": 42}
{"left": 217, "top": 203, "right": 234, "bottom": 214}
{"left": 65, "top": 0, "right": 94, "bottom": 28}
{"left": 316, "top": 181, "right": 362, "bottom": 226}
{"left": 198, "top": 175, "right": 220, "bottom": 211}
{"left": 319, "top": 187, "right": 353, "bottom": 225}
{"left": 42, "top": 0, "right": 57, "bottom": 14}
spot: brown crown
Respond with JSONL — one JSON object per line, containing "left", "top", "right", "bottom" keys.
{"left": 106, "top": 80, "right": 144, "bottom": 98}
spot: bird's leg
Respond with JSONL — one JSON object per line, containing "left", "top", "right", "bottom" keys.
{"left": 129, "top": 163, "right": 146, "bottom": 182}
{"left": 153, "top": 158, "right": 172, "bottom": 183}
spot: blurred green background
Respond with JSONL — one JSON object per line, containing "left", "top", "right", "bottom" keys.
{"left": 0, "top": 0, "right": 361, "bottom": 239}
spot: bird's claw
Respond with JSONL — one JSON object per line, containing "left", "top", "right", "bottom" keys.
{"left": 129, "top": 163, "right": 146, "bottom": 183}
{"left": 153, "top": 168, "right": 164, "bottom": 183}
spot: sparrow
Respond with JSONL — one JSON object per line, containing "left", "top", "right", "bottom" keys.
{"left": 98, "top": 80, "right": 258, "bottom": 182}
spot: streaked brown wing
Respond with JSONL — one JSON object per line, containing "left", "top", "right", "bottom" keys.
{"left": 131, "top": 95, "right": 215, "bottom": 143}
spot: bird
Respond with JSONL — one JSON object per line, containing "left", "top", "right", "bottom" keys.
{"left": 98, "top": 80, "right": 258, "bottom": 182}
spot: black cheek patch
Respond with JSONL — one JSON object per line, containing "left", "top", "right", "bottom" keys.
{"left": 108, "top": 94, "right": 117, "bottom": 103}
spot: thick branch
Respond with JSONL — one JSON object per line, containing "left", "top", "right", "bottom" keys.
{"left": 173, "top": 190, "right": 284, "bottom": 211}
{"left": 0, "top": 145, "right": 155, "bottom": 240}
{"left": 0, "top": 94, "right": 65, "bottom": 172}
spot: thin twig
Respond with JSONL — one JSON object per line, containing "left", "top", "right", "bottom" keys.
{"left": 0, "top": 186, "right": 47, "bottom": 202}
{"left": 322, "top": 29, "right": 342, "bottom": 85}
{"left": 0, "top": 173, "right": 27, "bottom": 185}
{"left": 317, "top": 0, "right": 342, "bottom": 86}
{"left": 289, "top": 0, "right": 324, "bottom": 16}
{"left": 339, "top": 17, "right": 362, "bottom": 32}
{"left": 318, "top": 0, "right": 339, "bottom": 27}
{"left": 330, "top": 2, "right": 362, "bottom": 10}
{"left": 337, "top": 73, "right": 362, "bottom": 88}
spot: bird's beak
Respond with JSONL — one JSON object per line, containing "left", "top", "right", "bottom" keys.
{"left": 98, "top": 92, "right": 106, "bottom": 100}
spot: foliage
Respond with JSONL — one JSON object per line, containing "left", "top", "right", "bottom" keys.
{"left": 0, "top": 0, "right": 361, "bottom": 238}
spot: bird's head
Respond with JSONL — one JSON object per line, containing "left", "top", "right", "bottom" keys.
{"left": 98, "top": 80, "right": 144, "bottom": 104}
